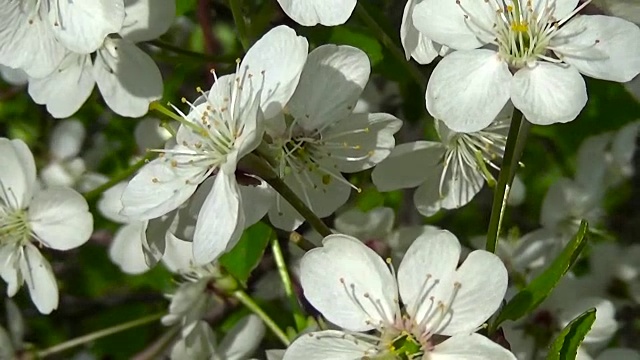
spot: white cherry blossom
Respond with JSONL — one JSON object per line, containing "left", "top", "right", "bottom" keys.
{"left": 284, "top": 230, "right": 514, "bottom": 360}
{"left": 0, "top": 0, "right": 125, "bottom": 78}
{"left": 121, "top": 26, "right": 310, "bottom": 265}
{"left": 263, "top": 44, "right": 402, "bottom": 231}
{"left": 373, "top": 111, "right": 509, "bottom": 216}
{"left": 0, "top": 138, "right": 93, "bottom": 314}
{"left": 413, "top": 0, "right": 640, "bottom": 131}
{"left": 27, "top": 0, "right": 174, "bottom": 118}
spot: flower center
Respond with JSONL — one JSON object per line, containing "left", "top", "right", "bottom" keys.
{"left": 459, "top": 0, "right": 593, "bottom": 68}
{"left": 388, "top": 331, "right": 424, "bottom": 360}
{"left": 0, "top": 208, "right": 31, "bottom": 246}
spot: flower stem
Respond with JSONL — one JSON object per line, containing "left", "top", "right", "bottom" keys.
{"left": 83, "top": 152, "right": 155, "bottom": 201}
{"left": 486, "top": 108, "right": 530, "bottom": 253}
{"left": 240, "top": 153, "right": 333, "bottom": 238}
{"left": 228, "top": 0, "right": 250, "bottom": 51}
{"left": 289, "top": 231, "right": 316, "bottom": 251}
{"left": 271, "top": 236, "right": 307, "bottom": 332}
{"left": 36, "top": 312, "right": 164, "bottom": 358}
{"left": 354, "top": 3, "right": 427, "bottom": 87}
{"left": 232, "top": 289, "right": 291, "bottom": 346}
{"left": 147, "top": 40, "right": 236, "bottom": 63}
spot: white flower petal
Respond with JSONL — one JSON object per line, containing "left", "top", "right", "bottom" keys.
{"left": 120, "top": 0, "right": 175, "bottom": 43}
{"left": 276, "top": 0, "right": 356, "bottom": 26}
{"left": 283, "top": 330, "right": 374, "bottom": 360}
{"left": 28, "top": 187, "right": 93, "bottom": 251}
{"left": 511, "top": 63, "right": 587, "bottom": 125}
{"left": 553, "top": 15, "right": 640, "bottom": 82}
{"left": 288, "top": 45, "right": 370, "bottom": 131}
{"left": 414, "top": 162, "right": 484, "bottom": 217}
{"left": 322, "top": 112, "right": 402, "bottom": 173}
{"left": 439, "top": 250, "right": 508, "bottom": 335}
{"left": 0, "top": 2, "right": 66, "bottom": 78}
{"left": 51, "top": 0, "right": 125, "bottom": 54}
{"left": 28, "top": 53, "right": 95, "bottom": 119}
{"left": 121, "top": 158, "right": 200, "bottom": 220}
{"left": 240, "top": 25, "right": 308, "bottom": 119}
{"left": 161, "top": 234, "right": 194, "bottom": 273}
{"left": 372, "top": 141, "right": 445, "bottom": 191}
{"left": 238, "top": 180, "right": 274, "bottom": 227}
{"left": 193, "top": 171, "right": 245, "bottom": 265}
{"left": 426, "top": 50, "right": 511, "bottom": 132}
{"left": 109, "top": 222, "right": 149, "bottom": 274}
{"left": 97, "top": 182, "right": 130, "bottom": 223}
{"left": 397, "top": 229, "right": 460, "bottom": 325}
{"left": 431, "top": 333, "right": 516, "bottom": 360}
{"left": 0, "top": 65, "right": 28, "bottom": 86}
{"left": 0, "top": 245, "right": 21, "bottom": 297}
{"left": 269, "top": 170, "right": 351, "bottom": 231}
{"left": 20, "top": 244, "right": 58, "bottom": 314}
{"left": 218, "top": 315, "right": 265, "bottom": 360}
{"left": 0, "top": 138, "right": 36, "bottom": 209}
{"left": 94, "top": 38, "right": 162, "bottom": 117}
{"left": 412, "top": 0, "right": 490, "bottom": 50}
{"left": 401, "top": 0, "right": 439, "bottom": 64}
{"left": 300, "top": 235, "right": 397, "bottom": 331}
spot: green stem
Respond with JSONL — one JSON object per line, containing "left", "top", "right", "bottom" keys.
{"left": 271, "top": 236, "right": 306, "bottom": 332}
{"left": 36, "top": 313, "right": 164, "bottom": 358}
{"left": 289, "top": 231, "right": 316, "bottom": 251}
{"left": 241, "top": 153, "right": 333, "bottom": 238}
{"left": 228, "top": 0, "right": 250, "bottom": 51}
{"left": 83, "top": 153, "right": 155, "bottom": 201}
{"left": 232, "top": 290, "right": 291, "bottom": 346}
{"left": 354, "top": 3, "right": 427, "bottom": 87}
{"left": 486, "top": 109, "right": 530, "bottom": 253}
{"left": 147, "top": 40, "right": 236, "bottom": 63}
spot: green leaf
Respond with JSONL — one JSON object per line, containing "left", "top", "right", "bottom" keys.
{"left": 493, "top": 221, "right": 589, "bottom": 328}
{"left": 546, "top": 308, "right": 596, "bottom": 360}
{"left": 176, "top": 0, "right": 197, "bottom": 16}
{"left": 219, "top": 221, "right": 273, "bottom": 286}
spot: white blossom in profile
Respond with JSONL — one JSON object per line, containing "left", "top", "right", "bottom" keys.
{"left": 0, "top": 300, "right": 25, "bottom": 360}
{"left": 413, "top": 0, "right": 640, "bottom": 131}
{"left": 276, "top": 0, "right": 356, "bottom": 26}
{"left": 373, "top": 110, "right": 509, "bottom": 217}
{"left": 27, "top": 0, "right": 175, "bottom": 118}
{"left": 284, "top": 230, "right": 514, "bottom": 360}
{"left": 0, "top": 0, "right": 125, "bottom": 77}
{"left": 0, "top": 138, "right": 93, "bottom": 314}
{"left": 263, "top": 44, "right": 402, "bottom": 231}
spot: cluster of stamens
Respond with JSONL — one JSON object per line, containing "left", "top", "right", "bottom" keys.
{"left": 457, "top": 0, "right": 596, "bottom": 68}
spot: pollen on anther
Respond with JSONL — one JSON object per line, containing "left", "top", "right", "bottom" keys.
{"left": 151, "top": 177, "right": 159, "bottom": 183}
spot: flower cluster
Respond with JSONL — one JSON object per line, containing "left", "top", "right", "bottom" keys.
{"left": 0, "top": 0, "right": 639, "bottom": 359}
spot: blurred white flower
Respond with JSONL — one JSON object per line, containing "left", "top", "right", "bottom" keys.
{"left": 413, "top": 0, "right": 640, "bottom": 131}
{"left": 170, "top": 315, "right": 265, "bottom": 360}
{"left": 0, "top": 299, "right": 24, "bottom": 360}
{"left": 264, "top": 44, "right": 401, "bottom": 230}
{"left": 0, "top": 0, "right": 125, "bottom": 77}
{"left": 27, "top": 0, "right": 175, "bottom": 118}
{"left": 0, "top": 138, "right": 93, "bottom": 314}
{"left": 284, "top": 230, "right": 513, "bottom": 359}
{"left": 373, "top": 111, "right": 509, "bottom": 216}
{"left": 276, "top": 0, "right": 356, "bottom": 26}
